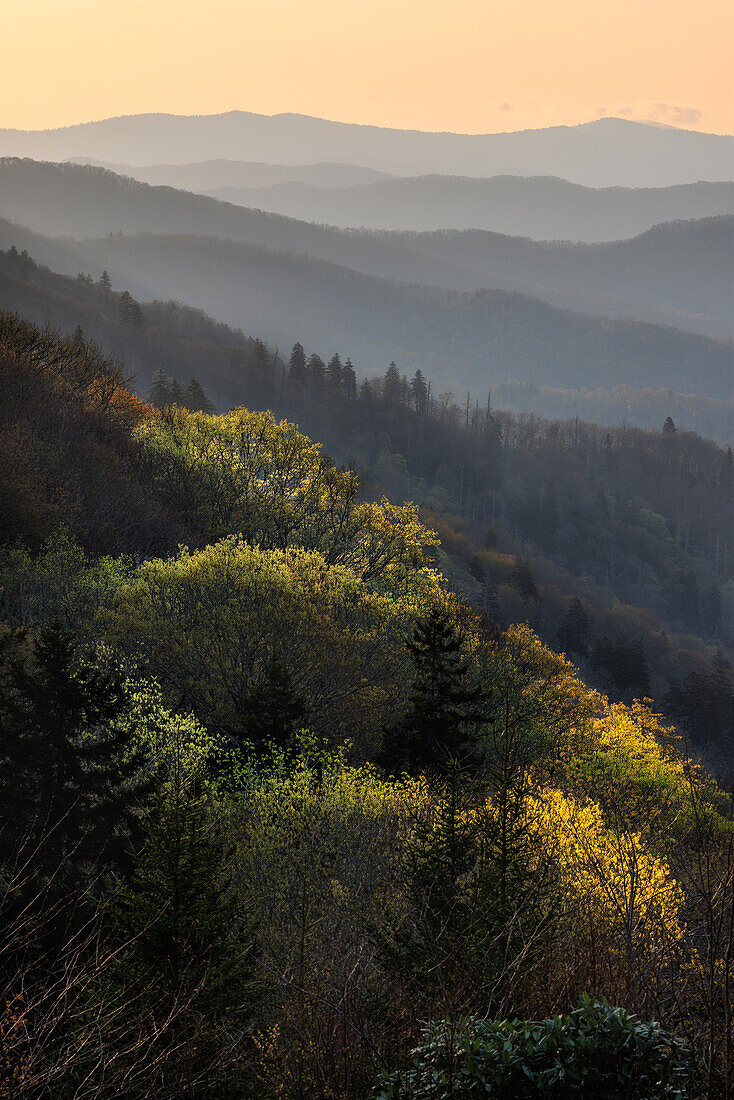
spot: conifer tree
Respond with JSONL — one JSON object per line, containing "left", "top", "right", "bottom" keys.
{"left": 184, "top": 378, "right": 215, "bottom": 414}
{"left": 306, "top": 353, "right": 326, "bottom": 390}
{"left": 342, "top": 358, "right": 358, "bottom": 399}
{"left": 235, "top": 651, "right": 307, "bottom": 751}
{"left": 110, "top": 756, "right": 258, "bottom": 1086}
{"left": 98, "top": 269, "right": 112, "bottom": 292}
{"left": 72, "top": 324, "right": 85, "bottom": 346}
{"left": 510, "top": 558, "right": 539, "bottom": 601}
{"left": 149, "top": 368, "right": 172, "bottom": 408}
{"left": 288, "top": 341, "right": 307, "bottom": 385}
{"left": 326, "top": 353, "right": 343, "bottom": 389}
{"left": 558, "top": 596, "right": 591, "bottom": 658}
{"left": 381, "top": 605, "right": 489, "bottom": 774}
{"left": 0, "top": 622, "right": 152, "bottom": 889}
{"left": 410, "top": 369, "right": 428, "bottom": 414}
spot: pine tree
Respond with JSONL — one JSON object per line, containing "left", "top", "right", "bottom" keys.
{"left": 72, "top": 324, "right": 85, "bottom": 346}
{"left": 306, "top": 353, "right": 326, "bottom": 390}
{"left": 110, "top": 758, "right": 258, "bottom": 1085}
{"left": 381, "top": 605, "right": 489, "bottom": 774}
{"left": 557, "top": 596, "right": 591, "bottom": 657}
{"left": 170, "top": 378, "right": 185, "bottom": 406}
{"left": 0, "top": 622, "right": 152, "bottom": 889}
{"left": 288, "top": 341, "right": 307, "bottom": 385}
{"left": 326, "top": 353, "right": 343, "bottom": 390}
{"left": 234, "top": 651, "right": 307, "bottom": 751}
{"left": 662, "top": 416, "right": 677, "bottom": 434}
{"left": 383, "top": 362, "right": 403, "bottom": 406}
{"left": 342, "top": 358, "right": 358, "bottom": 399}
{"left": 510, "top": 558, "right": 539, "bottom": 601}
{"left": 410, "top": 369, "right": 428, "bottom": 414}
{"left": 149, "top": 369, "right": 172, "bottom": 408}
{"left": 184, "top": 378, "right": 215, "bottom": 414}
{"left": 98, "top": 269, "right": 112, "bottom": 292}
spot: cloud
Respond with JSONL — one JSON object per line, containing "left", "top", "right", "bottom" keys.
{"left": 488, "top": 100, "right": 515, "bottom": 113}
{"left": 589, "top": 101, "right": 704, "bottom": 127}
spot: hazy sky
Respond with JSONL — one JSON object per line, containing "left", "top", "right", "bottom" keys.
{"left": 4, "top": 0, "right": 733, "bottom": 135}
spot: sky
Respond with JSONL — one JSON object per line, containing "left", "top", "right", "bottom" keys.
{"left": 3, "top": 0, "right": 733, "bottom": 135}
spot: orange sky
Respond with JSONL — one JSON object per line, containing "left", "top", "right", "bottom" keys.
{"left": 4, "top": 0, "right": 733, "bottom": 134}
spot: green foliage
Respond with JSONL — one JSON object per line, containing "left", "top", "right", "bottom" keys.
{"left": 381, "top": 604, "right": 489, "bottom": 773}
{"left": 373, "top": 996, "right": 690, "bottom": 1099}
{"left": 0, "top": 531, "right": 133, "bottom": 634}
{"left": 0, "top": 621, "right": 153, "bottom": 889}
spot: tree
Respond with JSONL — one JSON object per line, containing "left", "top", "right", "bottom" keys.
{"left": 326, "top": 353, "right": 343, "bottom": 390}
{"left": 234, "top": 650, "right": 307, "bottom": 751}
{"left": 662, "top": 416, "right": 677, "bottom": 434}
{"left": 510, "top": 558, "right": 539, "bottom": 601}
{"left": 383, "top": 362, "right": 404, "bottom": 406}
{"left": 342, "top": 358, "right": 358, "bottom": 399}
{"left": 288, "top": 342, "right": 307, "bottom": 385}
{"left": 118, "top": 290, "right": 142, "bottom": 327}
{"left": 184, "top": 378, "right": 215, "bottom": 414}
{"left": 410, "top": 369, "right": 428, "bottom": 414}
{"left": 306, "top": 353, "right": 326, "bottom": 391}
{"left": 98, "top": 269, "right": 112, "bottom": 292}
{"left": 0, "top": 622, "right": 152, "bottom": 891}
{"left": 149, "top": 368, "right": 171, "bottom": 408}
{"left": 72, "top": 324, "right": 85, "bottom": 346}
{"left": 381, "top": 604, "right": 489, "bottom": 774}
{"left": 558, "top": 596, "right": 591, "bottom": 658}
{"left": 110, "top": 755, "right": 258, "bottom": 1089}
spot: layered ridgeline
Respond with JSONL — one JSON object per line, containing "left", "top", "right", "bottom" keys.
{"left": 0, "top": 311, "right": 732, "bottom": 1096}
{"left": 65, "top": 159, "right": 734, "bottom": 241}
{"left": 4, "top": 245, "right": 734, "bottom": 444}
{"left": 3, "top": 264, "right": 734, "bottom": 750}
{"left": 2, "top": 158, "right": 734, "bottom": 340}
{"left": 3, "top": 111, "right": 734, "bottom": 185}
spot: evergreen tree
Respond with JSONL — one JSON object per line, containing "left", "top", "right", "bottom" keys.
{"left": 383, "top": 361, "right": 404, "bottom": 406}
{"left": 170, "top": 378, "right": 185, "bottom": 406}
{"left": 0, "top": 622, "right": 152, "bottom": 889}
{"left": 326, "top": 353, "right": 343, "bottom": 389}
{"left": 381, "top": 605, "right": 489, "bottom": 774}
{"left": 118, "top": 290, "right": 142, "bottom": 327}
{"left": 234, "top": 651, "right": 307, "bottom": 751}
{"left": 662, "top": 416, "right": 677, "bottom": 434}
{"left": 149, "top": 368, "right": 172, "bottom": 408}
{"left": 184, "top": 378, "right": 215, "bottom": 414}
{"left": 342, "top": 358, "right": 358, "bottom": 399}
{"left": 110, "top": 757, "right": 258, "bottom": 1086}
{"left": 558, "top": 596, "right": 591, "bottom": 658}
{"left": 288, "top": 341, "right": 307, "bottom": 385}
{"left": 510, "top": 558, "right": 539, "bottom": 601}
{"left": 306, "top": 353, "right": 326, "bottom": 390}
{"left": 98, "top": 269, "right": 112, "bottom": 292}
{"left": 72, "top": 324, "right": 85, "bottom": 346}
{"left": 410, "top": 369, "right": 428, "bottom": 414}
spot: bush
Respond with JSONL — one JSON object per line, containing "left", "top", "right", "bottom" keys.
{"left": 373, "top": 995, "right": 689, "bottom": 1099}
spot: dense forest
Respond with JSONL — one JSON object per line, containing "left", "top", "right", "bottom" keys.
{"left": 3, "top": 311, "right": 734, "bottom": 1097}
{"left": 3, "top": 247, "right": 734, "bottom": 755}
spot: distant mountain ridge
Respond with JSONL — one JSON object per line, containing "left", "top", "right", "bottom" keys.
{"left": 1, "top": 158, "right": 732, "bottom": 339}
{"left": 201, "top": 175, "right": 734, "bottom": 242}
{"left": 67, "top": 157, "right": 395, "bottom": 190}
{"left": 3, "top": 214, "right": 733, "bottom": 403}
{"left": 2, "top": 111, "right": 734, "bottom": 186}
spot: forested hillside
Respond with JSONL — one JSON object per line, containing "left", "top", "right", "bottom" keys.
{"left": 3, "top": 251, "right": 734, "bottom": 755}
{"left": 2, "top": 313, "right": 733, "bottom": 1097}
{"left": 2, "top": 159, "right": 734, "bottom": 339}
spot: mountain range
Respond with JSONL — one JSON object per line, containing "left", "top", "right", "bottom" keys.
{"left": 1, "top": 158, "right": 732, "bottom": 339}
{"left": 3, "top": 111, "right": 734, "bottom": 186}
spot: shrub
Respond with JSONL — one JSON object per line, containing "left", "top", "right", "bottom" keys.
{"left": 373, "top": 995, "right": 690, "bottom": 1099}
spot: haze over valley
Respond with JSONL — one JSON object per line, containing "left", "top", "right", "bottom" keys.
{"left": 4, "top": 9, "right": 734, "bottom": 1085}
